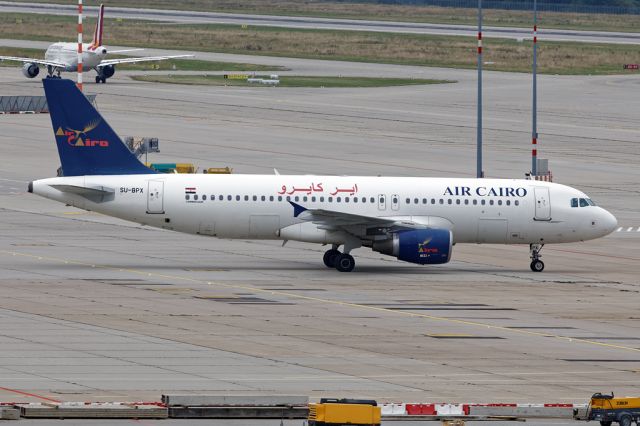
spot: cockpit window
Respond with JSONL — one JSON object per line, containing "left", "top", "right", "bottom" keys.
{"left": 575, "top": 197, "right": 597, "bottom": 207}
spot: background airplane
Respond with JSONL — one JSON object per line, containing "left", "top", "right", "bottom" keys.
{"left": 0, "top": 4, "right": 192, "bottom": 83}
{"left": 29, "top": 79, "right": 618, "bottom": 272}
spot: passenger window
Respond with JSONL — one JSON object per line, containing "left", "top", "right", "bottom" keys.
{"left": 345, "top": 197, "right": 350, "bottom": 203}
{"left": 362, "top": 197, "right": 366, "bottom": 203}
{"left": 320, "top": 196, "right": 325, "bottom": 202}
{"left": 202, "top": 195, "right": 207, "bottom": 201}
{"left": 370, "top": 197, "right": 375, "bottom": 203}
{"left": 252, "top": 195, "right": 257, "bottom": 201}
{"left": 311, "top": 196, "right": 316, "bottom": 202}
{"left": 414, "top": 198, "right": 419, "bottom": 204}
{"left": 294, "top": 196, "right": 299, "bottom": 202}
{"left": 515, "top": 200, "right": 520, "bottom": 206}
{"left": 405, "top": 198, "right": 410, "bottom": 204}
{"left": 303, "top": 196, "right": 308, "bottom": 202}
{"left": 227, "top": 195, "right": 232, "bottom": 201}
{"left": 464, "top": 199, "right": 469, "bottom": 205}
{"left": 473, "top": 199, "right": 477, "bottom": 205}
{"left": 244, "top": 195, "right": 249, "bottom": 201}
{"left": 481, "top": 200, "right": 486, "bottom": 205}
{"left": 194, "top": 195, "right": 199, "bottom": 201}
{"left": 580, "top": 198, "right": 589, "bottom": 207}
{"left": 447, "top": 199, "right": 452, "bottom": 205}
{"left": 329, "top": 197, "right": 333, "bottom": 202}
{"left": 353, "top": 197, "right": 358, "bottom": 203}
{"left": 185, "top": 195, "right": 190, "bottom": 200}
{"left": 571, "top": 198, "right": 579, "bottom": 208}
{"left": 489, "top": 200, "right": 494, "bottom": 205}
{"left": 422, "top": 198, "right": 427, "bottom": 204}
{"left": 219, "top": 195, "right": 223, "bottom": 201}
{"left": 286, "top": 196, "right": 291, "bottom": 201}
{"left": 506, "top": 200, "right": 511, "bottom": 206}
{"left": 277, "top": 196, "right": 282, "bottom": 201}
{"left": 439, "top": 199, "right": 444, "bottom": 204}
{"left": 431, "top": 198, "right": 435, "bottom": 204}
{"left": 455, "top": 199, "right": 460, "bottom": 205}
{"left": 337, "top": 197, "right": 341, "bottom": 202}
{"left": 261, "top": 195, "right": 266, "bottom": 201}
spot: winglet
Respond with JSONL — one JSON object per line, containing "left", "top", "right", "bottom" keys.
{"left": 289, "top": 201, "right": 307, "bottom": 218}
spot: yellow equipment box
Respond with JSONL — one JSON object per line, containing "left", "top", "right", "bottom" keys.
{"left": 577, "top": 393, "right": 640, "bottom": 426}
{"left": 309, "top": 399, "right": 380, "bottom": 426}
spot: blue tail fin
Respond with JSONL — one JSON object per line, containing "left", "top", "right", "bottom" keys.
{"left": 43, "top": 78, "right": 155, "bottom": 176}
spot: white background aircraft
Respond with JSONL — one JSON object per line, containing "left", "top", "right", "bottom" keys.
{"left": 30, "top": 79, "right": 618, "bottom": 273}
{"left": 0, "top": 4, "right": 192, "bottom": 83}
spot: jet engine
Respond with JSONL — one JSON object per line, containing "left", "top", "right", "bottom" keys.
{"left": 372, "top": 229, "right": 452, "bottom": 265}
{"left": 22, "top": 63, "right": 40, "bottom": 78}
{"left": 99, "top": 64, "right": 115, "bottom": 79}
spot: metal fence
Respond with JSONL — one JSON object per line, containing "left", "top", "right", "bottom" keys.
{"left": 0, "top": 95, "right": 96, "bottom": 114}
{"left": 334, "top": 0, "right": 640, "bottom": 15}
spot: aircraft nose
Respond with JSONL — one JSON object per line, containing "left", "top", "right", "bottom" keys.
{"left": 600, "top": 209, "right": 618, "bottom": 236}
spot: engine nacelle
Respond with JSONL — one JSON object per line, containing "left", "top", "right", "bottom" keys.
{"left": 22, "top": 63, "right": 40, "bottom": 78}
{"left": 99, "top": 64, "right": 115, "bottom": 79}
{"left": 372, "top": 229, "right": 452, "bottom": 265}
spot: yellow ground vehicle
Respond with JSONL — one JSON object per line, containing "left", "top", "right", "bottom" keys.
{"left": 308, "top": 398, "right": 380, "bottom": 426}
{"left": 579, "top": 393, "right": 640, "bottom": 426}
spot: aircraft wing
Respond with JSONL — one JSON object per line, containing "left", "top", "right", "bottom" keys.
{"left": 99, "top": 54, "right": 194, "bottom": 66}
{"left": 0, "top": 56, "right": 67, "bottom": 68}
{"left": 289, "top": 201, "right": 427, "bottom": 232}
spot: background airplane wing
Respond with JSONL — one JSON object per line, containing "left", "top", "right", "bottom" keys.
{"left": 99, "top": 54, "right": 193, "bottom": 66}
{"left": 0, "top": 56, "right": 66, "bottom": 68}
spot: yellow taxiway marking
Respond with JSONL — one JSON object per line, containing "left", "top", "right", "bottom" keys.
{"left": 3, "top": 249, "right": 640, "bottom": 354}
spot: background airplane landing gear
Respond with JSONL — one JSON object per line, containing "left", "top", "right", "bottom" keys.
{"left": 335, "top": 253, "right": 355, "bottom": 272}
{"left": 323, "top": 249, "right": 340, "bottom": 268}
{"left": 95, "top": 76, "right": 106, "bottom": 83}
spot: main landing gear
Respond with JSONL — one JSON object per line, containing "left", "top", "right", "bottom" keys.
{"left": 323, "top": 244, "right": 356, "bottom": 272}
{"left": 95, "top": 75, "right": 107, "bottom": 84}
{"left": 529, "top": 243, "right": 545, "bottom": 272}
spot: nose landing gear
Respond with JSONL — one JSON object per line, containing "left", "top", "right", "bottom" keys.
{"left": 530, "top": 243, "right": 545, "bottom": 272}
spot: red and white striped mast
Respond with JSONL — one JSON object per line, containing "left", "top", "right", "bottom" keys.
{"left": 76, "top": 0, "right": 83, "bottom": 91}
{"left": 531, "top": 0, "right": 538, "bottom": 176}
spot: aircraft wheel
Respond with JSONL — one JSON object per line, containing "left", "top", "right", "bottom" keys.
{"left": 618, "top": 414, "right": 632, "bottom": 426}
{"left": 323, "top": 249, "right": 340, "bottom": 268}
{"left": 599, "top": 421, "right": 612, "bottom": 426}
{"left": 101, "top": 77, "right": 107, "bottom": 83}
{"left": 95, "top": 76, "right": 100, "bottom": 83}
{"left": 335, "top": 253, "right": 355, "bottom": 272}
{"left": 530, "top": 260, "right": 544, "bottom": 272}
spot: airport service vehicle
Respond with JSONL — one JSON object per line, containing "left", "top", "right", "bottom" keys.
{"left": 574, "top": 393, "right": 640, "bottom": 426}
{"left": 309, "top": 399, "right": 380, "bottom": 426}
{"left": 29, "top": 79, "right": 618, "bottom": 272}
{"left": 0, "top": 4, "right": 191, "bottom": 83}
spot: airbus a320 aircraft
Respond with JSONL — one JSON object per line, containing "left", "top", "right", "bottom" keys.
{"left": 0, "top": 4, "right": 191, "bottom": 83}
{"left": 29, "top": 79, "right": 618, "bottom": 272}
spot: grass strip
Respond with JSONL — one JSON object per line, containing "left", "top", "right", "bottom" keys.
{"left": 6, "top": 0, "right": 640, "bottom": 33}
{"left": 1, "top": 14, "right": 638, "bottom": 75}
{"left": 131, "top": 74, "right": 455, "bottom": 88}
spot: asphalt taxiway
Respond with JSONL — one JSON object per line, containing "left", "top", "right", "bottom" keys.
{"left": 0, "top": 55, "right": 639, "bottom": 408}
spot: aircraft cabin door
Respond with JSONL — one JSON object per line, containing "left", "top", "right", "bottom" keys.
{"left": 147, "top": 180, "right": 164, "bottom": 214}
{"left": 391, "top": 194, "right": 400, "bottom": 211}
{"left": 534, "top": 187, "right": 551, "bottom": 221}
{"left": 377, "top": 194, "right": 386, "bottom": 211}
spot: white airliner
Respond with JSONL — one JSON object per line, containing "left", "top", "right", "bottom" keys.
{"left": 0, "top": 4, "right": 191, "bottom": 83}
{"left": 29, "top": 79, "right": 618, "bottom": 272}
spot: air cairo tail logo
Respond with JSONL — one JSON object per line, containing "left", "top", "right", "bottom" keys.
{"left": 418, "top": 238, "right": 439, "bottom": 255}
{"left": 55, "top": 119, "right": 109, "bottom": 147}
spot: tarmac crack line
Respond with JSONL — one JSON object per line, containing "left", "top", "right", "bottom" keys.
{"left": 3, "top": 249, "right": 640, "bottom": 355}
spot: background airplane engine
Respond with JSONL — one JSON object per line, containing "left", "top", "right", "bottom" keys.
{"left": 99, "top": 64, "right": 115, "bottom": 79}
{"left": 22, "top": 63, "right": 40, "bottom": 78}
{"left": 372, "top": 229, "right": 452, "bottom": 264}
